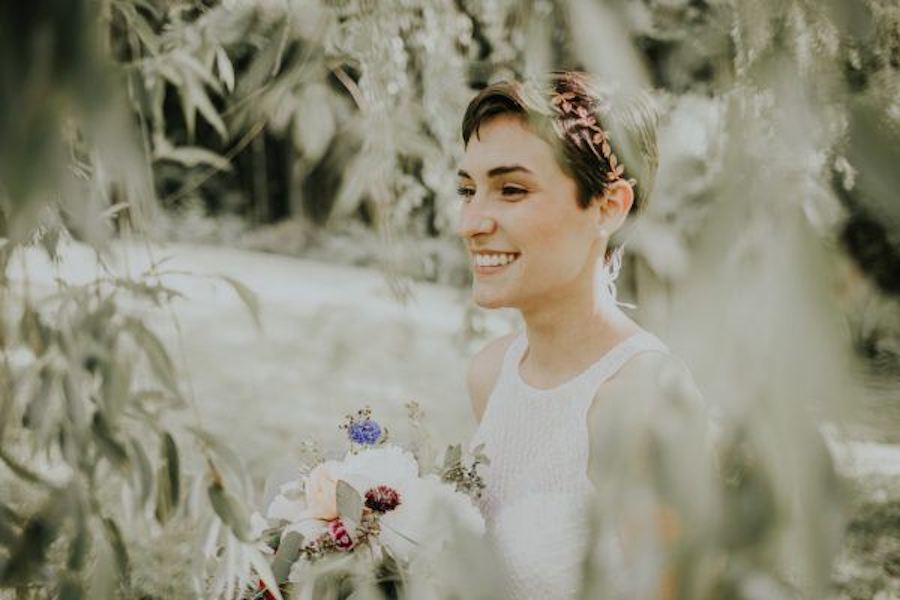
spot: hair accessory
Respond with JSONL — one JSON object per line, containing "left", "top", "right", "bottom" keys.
{"left": 550, "top": 87, "right": 637, "bottom": 188}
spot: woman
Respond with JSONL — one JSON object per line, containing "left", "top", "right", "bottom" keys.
{"left": 460, "top": 72, "right": 706, "bottom": 599}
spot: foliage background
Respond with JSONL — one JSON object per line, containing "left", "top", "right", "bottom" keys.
{"left": 1, "top": 0, "right": 900, "bottom": 598}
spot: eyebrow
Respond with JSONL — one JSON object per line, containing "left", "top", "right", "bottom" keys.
{"left": 457, "top": 165, "right": 534, "bottom": 179}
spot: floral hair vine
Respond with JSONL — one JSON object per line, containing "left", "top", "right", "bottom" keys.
{"left": 549, "top": 89, "right": 637, "bottom": 188}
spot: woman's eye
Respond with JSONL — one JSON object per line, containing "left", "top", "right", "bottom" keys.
{"left": 501, "top": 185, "right": 527, "bottom": 198}
{"left": 456, "top": 187, "right": 475, "bottom": 201}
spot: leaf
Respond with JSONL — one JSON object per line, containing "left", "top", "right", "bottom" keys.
{"left": 248, "top": 546, "right": 285, "bottom": 600}
{"left": 156, "top": 145, "right": 232, "bottom": 171}
{"left": 187, "top": 79, "right": 228, "bottom": 140}
{"left": 336, "top": 480, "right": 364, "bottom": 525}
{"left": 155, "top": 465, "right": 174, "bottom": 525}
{"left": 102, "top": 517, "right": 130, "bottom": 580}
{"left": 0, "top": 503, "right": 22, "bottom": 546}
{"left": 443, "top": 444, "right": 462, "bottom": 469}
{"left": 128, "top": 438, "right": 154, "bottom": 509}
{"left": 162, "top": 432, "right": 180, "bottom": 509}
{"left": 216, "top": 47, "right": 235, "bottom": 93}
{"left": 91, "top": 412, "right": 130, "bottom": 472}
{"left": 67, "top": 511, "right": 90, "bottom": 571}
{"left": 58, "top": 573, "right": 84, "bottom": 600}
{"left": 271, "top": 531, "right": 304, "bottom": 584}
{"left": 294, "top": 83, "right": 336, "bottom": 162}
{"left": 0, "top": 492, "right": 65, "bottom": 586}
{"left": 216, "top": 275, "right": 261, "bottom": 330}
{"left": 208, "top": 481, "right": 252, "bottom": 542}
{"left": 123, "top": 318, "right": 180, "bottom": 398}
{"left": 0, "top": 447, "right": 54, "bottom": 487}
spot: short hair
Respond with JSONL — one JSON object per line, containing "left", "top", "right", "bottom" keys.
{"left": 461, "top": 72, "right": 659, "bottom": 251}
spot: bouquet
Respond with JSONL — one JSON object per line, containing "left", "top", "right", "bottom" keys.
{"left": 251, "top": 405, "right": 489, "bottom": 599}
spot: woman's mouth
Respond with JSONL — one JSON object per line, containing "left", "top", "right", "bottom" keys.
{"left": 473, "top": 252, "right": 521, "bottom": 276}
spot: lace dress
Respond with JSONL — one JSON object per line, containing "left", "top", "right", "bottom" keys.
{"left": 469, "top": 330, "right": 669, "bottom": 599}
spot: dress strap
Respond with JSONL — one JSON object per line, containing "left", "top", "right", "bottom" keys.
{"left": 573, "top": 332, "right": 670, "bottom": 412}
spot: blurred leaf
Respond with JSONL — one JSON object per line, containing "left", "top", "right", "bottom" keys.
{"left": 162, "top": 432, "right": 180, "bottom": 503}
{"left": 294, "top": 83, "right": 336, "bottom": 162}
{"left": 216, "top": 46, "right": 235, "bottom": 93}
{"left": 128, "top": 437, "right": 154, "bottom": 509}
{"left": 155, "top": 464, "right": 174, "bottom": 525}
{"left": 156, "top": 145, "right": 232, "bottom": 171}
{"left": 443, "top": 444, "right": 462, "bottom": 469}
{"left": 0, "top": 504, "right": 22, "bottom": 547}
{"left": 91, "top": 412, "right": 130, "bottom": 471}
{"left": 58, "top": 573, "right": 84, "bottom": 600}
{"left": 216, "top": 274, "right": 262, "bottom": 330}
{"left": 336, "top": 480, "right": 363, "bottom": 525}
{"left": 0, "top": 447, "right": 55, "bottom": 487}
{"left": 185, "top": 78, "right": 228, "bottom": 140}
{"left": 208, "top": 480, "right": 252, "bottom": 542}
{"left": 20, "top": 304, "right": 50, "bottom": 356}
{"left": 67, "top": 511, "right": 90, "bottom": 571}
{"left": 188, "top": 427, "right": 245, "bottom": 484}
{"left": 249, "top": 546, "right": 284, "bottom": 600}
{"left": 0, "top": 492, "right": 66, "bottom": 586}
{"left": 123, "top": 317, "right": 180, "bottom": 398}
{"left": 272, "top": 530, "right": 304, "bottom": 584}
{"left": 102, "top": 517, "right": 130, "bottom": 580}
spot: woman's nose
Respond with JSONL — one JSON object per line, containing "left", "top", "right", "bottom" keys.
{"left": 456, "top": 204, "right": 497, "bottom": 239}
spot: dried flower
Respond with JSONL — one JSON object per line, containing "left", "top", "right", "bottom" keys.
{"left": 365, "top": 485, "right": 402, "bottom": 513}
{"left": 327, "top": 518, "right": 354, "bottom": 551}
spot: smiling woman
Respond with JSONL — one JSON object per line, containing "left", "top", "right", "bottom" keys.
{"left": 459, "top": 72, "right": 709, "bottom": 599}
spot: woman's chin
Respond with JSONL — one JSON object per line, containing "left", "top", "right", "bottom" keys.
{"left": 472, "top": 287, "right": 512, "bottom": 309}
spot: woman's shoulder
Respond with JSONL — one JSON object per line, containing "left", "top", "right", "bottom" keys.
{"left": 466, "top": 333, "right": 519, "bottom": 423}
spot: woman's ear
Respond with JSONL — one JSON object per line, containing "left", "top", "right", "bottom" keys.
{"left": 594, "top": 180, "right": 634, "bottom": 235}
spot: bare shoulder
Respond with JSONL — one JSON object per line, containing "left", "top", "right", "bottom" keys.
{"left": 467, "top": 333, "right": 517, "bottom": 423}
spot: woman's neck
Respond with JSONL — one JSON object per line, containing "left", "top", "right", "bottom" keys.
{"left": 518, "top": 271, "right": 639, "bottom": 384}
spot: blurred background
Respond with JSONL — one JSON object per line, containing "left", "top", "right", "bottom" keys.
{"left": 1, "top": 0, "right": 899, "bottom": 598}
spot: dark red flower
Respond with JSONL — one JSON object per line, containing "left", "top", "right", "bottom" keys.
{"left": 364, "top": 485, "right": 402, "bottom": 513}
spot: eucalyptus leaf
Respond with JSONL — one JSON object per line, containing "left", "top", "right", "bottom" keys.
{"left": 336, "top": 480, "right": 364, "bottom": 525}
{"left": 208, "top": 481, "right": 252, "bottom": 542}
{"left": 216, "top": 274, "right": 262, "bottom": 330}
{"left": 272, "top": 531, "right": 304, "bottom": 584}
{"left": 123, "top": 318, "right": 181, "bottom": 398}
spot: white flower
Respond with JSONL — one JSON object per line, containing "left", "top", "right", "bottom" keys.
{"left": 265, "top": 445, "right": 485, "bottom": 563}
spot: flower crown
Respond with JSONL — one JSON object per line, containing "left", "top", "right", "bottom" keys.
{"left": 549, "top": 87, "right": 637, "bottom": 188}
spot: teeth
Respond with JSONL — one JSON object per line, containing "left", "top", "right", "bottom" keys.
{"left": 475, "top": 253, "right": 519, "bottom": 267}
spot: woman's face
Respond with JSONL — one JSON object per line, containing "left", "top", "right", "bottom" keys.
{"left": 456, "top": 114, "right": 602, "bottom": 310}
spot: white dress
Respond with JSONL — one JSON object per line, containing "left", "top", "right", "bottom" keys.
{"left": 469, "top": 330, "right": 669, "bottom": 600}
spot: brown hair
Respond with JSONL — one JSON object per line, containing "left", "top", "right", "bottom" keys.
{"left": 461, "top": 72, "right": 659, "bottom": 250}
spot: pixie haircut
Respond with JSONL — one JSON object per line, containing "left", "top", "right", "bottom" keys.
{"left": 461, "top": 72, "right": 659, "bottom": 252}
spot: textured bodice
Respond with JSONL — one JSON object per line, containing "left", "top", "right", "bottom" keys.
{"left": 470, "top": 330, "right": 669, "bottom": 599}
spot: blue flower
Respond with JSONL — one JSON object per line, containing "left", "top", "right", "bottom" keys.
{"left": 348, "top": 419, "right": 382, "bottom": 445}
